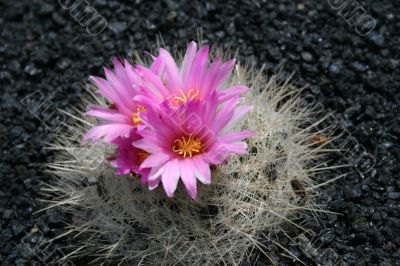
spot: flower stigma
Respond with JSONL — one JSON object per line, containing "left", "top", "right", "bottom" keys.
{"left": 172, "top": 134, "right": 203, "bottom": 158}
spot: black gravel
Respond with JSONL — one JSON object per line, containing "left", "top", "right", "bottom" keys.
{"left": 1, "top": 0, "right": 399, "bottom": 265}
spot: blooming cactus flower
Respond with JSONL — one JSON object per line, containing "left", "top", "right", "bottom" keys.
{"left": 83, "top": 42, "right": 254, "bottom": 199}
{"left": 83, "top": 58, "right": 147, "bottom": 143}
{"left": 109, "top": 129, "right": 150, "bottom": 182}
{"left": 84, "top": 42, "right": 248, "bottom": 143}
{"left": 134, "top": 93, "right": 254, "bottom": 199}
{"left": 134, "top": 41, "right": 249, "bottom": 108}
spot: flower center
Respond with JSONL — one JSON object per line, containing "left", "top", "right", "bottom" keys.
{"left": 132, "top": 106, "right": 147, "bottom": 125}
{"left": 172, "top": 135, "right": 202, "bottom": 158}
{"left": 137, "top": 149, "right": 150, "bottom": 165}
{"left": 171, "top": 89, "right": 200, "bottom": 107}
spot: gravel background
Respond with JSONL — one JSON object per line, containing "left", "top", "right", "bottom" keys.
{"left": 0, "top": 0, "right": 399, "bottom": 265}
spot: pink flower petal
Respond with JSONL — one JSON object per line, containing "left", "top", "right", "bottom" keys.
{"left": 135, "top": 65, "right": 171, "bottom": 99}
{"left": 141, "top": 152, "right": 171, "bottom": 169}
{"left": 104, "top": 67, "right": 134, "bottom": 109}
{"left": 218, "top": 85, "right": 249, "bottom": 103}
{"left": 180, "top": 41, "right": 198, "bottom": 84}
{"left": 222, "top": 104, "right": 253, "bottom": 132}
{"left": 138, "top": 168, "right": 151, "bottom": 184}
{"left": 159, "top": 48, "right": 183, "bottom": 95}
{"left": 222, "top": 142, "right": 248, "bottom": 154}
{"left": 210, "top": 96, "right": 238, "bottom": 133}
{"left": 132, "top": 138, "right": 163, "bottom": 154}
{"left": 90, "top": 71, "right": 133, "bottom": 117}
{"left": 85, "top": 105, "right": 131, "bottom": 124}
{"left": 148, "top": 166, "right": 164, "bottom": 182}
{"left": 187, "top": 46, "right": 209, "bottom": 92}
{"left": 179, "top": 158, "right": 197, "bottom": 200}
{"left": 219, "top": 130, "right": 255, "bottom": 143}
{"left": 148, "top": 176, "right": 161, "bottom": 190}
{"left": 213, "top": 59, "right": 236, "bottom": 90}
{"left": 83, "top": 124, "right": 133, "bottom": 143}
{"left": 149, "top": 52, "right": 165, "bottom": 75}
{"left": 161, "top": 159, "right": 180, "bottom": 197}
{"left": 193, "top": 156, "right": 211, "bottom": 184}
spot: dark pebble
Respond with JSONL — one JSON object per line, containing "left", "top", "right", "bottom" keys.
{"left": 321, "top": 230, "right": 335, "bottom": 243}
{"left": 11, "top": 222, "right": 24, "bottom": 236}
{"left": 2, "top": 209, "right": 13, "bottom": 220}
{"left": 368, "top": 32, "right": 385, "bottom": 48}
{"left": 2, "top": 229, "right": 13, "bottom": 241}
{"left": 56, "top": 58, "right": 71, "bottom": 71}
{"left": 351, "top": 62, "right": 368, "bottom": 72}
{"left": 38, "top": 4, "right": 55, "bottom": 16}
{"left": 24, "top": 64, "right": 41, "bottom": 76}
{"left": 388, "top": 192, "right": 400, "bottom": 200}
{"left": 16, "top": 165, "right": 28, "bottom": 176}
{"left": 109, "top": 21, "right": 128, "bottom": 34}
{"left": 351, "top": 217, "right": 369, "bottom": 232}
{"left": 329, "top": 62, "right": 342, "bottom": 74}
{"left": 301, "top": 52, "right": 314, "bottom": 62}
{"left": 23, "top": 121, "right": 36, "bottom": 132}
{"left": 52, "top": 13, "right": 66, "bottom": 26}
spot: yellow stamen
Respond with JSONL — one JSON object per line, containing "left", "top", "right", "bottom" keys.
{"left": 137, "top": 106, "right": 147, "bottom": 112}
{"left": 173, "top": 90, "right": 188, "bottom": 104}
{"left": 172, "top": 135, "right": 202, "bottom": 158}
{"left": 187, "top": 88, "right": 200, "bottom": 99}
{"left": 132, "top": 113, "right": 141, "bottom": 125}
{"left": 137, "top": 150, "right": 150, "bottom": 165}
{"left": 171, "top": 89, "right": 200, "bottom": 107}
{"left": 132, "top": 106, "right": 147, "bottom": 125}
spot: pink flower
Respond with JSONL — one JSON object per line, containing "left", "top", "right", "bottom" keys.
{"left": 109, "top": 129, "right": 151, "bottom": 183}
{"left": 82, "top": 42, "right": 254, "bottom": 198}
{"left": 83, "top": 58, "right": 148, "bottom": 143}
{"left": 134, "top": 41, "right": 249, "bottom": 108}
{"left": 83, "top": 42, "right": 248, "bottom": 144}
{"left": 134, "top": 93, "right": 254, "bottom": 200}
